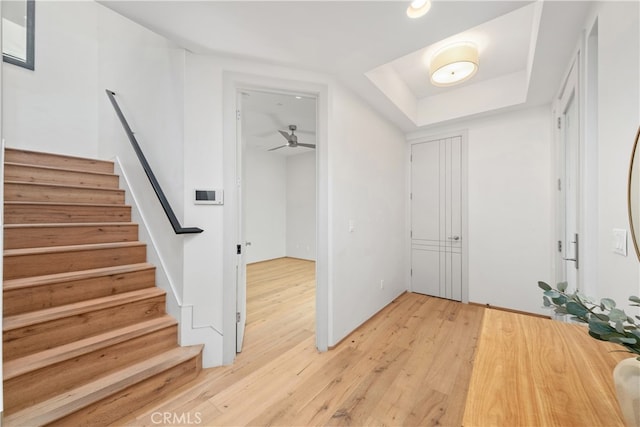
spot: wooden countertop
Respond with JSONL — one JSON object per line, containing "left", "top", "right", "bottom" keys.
{"left": 463, "top": 308, "right": 629, "bottom": 427}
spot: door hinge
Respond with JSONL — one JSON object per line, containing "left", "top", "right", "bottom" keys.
{"left": 557, "top": 117, "right": 561, "bottom": 129}
{"left": 410, "top": 154, "right": 413, "bottom": 162}
{"left": 410, "top": 230, "right": 413, "bottom": 238}
{"left": 236, "top": 244, "right": 242, "bottom": 255}
{"left": 410, "top": 268, "right": 413, "bottom": 277}
{"left": 236, "top": 109, "right": 241, "bottom": 120}
{"left": 236, "top": 312, "right": 241, "bottom": 323}
{"left": 558, "top": 240, "right": 562, "bottom": 253}
{"left": 557, "top": 179, "right": 562, "bottom": 191}
{"left": 410, "top": 193, "right": 413, "bottom": 200}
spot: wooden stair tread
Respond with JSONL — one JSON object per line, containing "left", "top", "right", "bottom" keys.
{"left": 3, "top": 287, "right": 165, "bottom": 332}
{"left": 5, "top": 200, "right": 129, "bottom": 208}
{"left": 3, "top": 345, "right": 203, "bottom": 427}
{"left": 5, "top": 180, "right": 125, "bottom": 193}
{"left": 4, "top": 316, "right": 177, "bottom": 380}
{"left": 4, "top": 161, "right": 117, "bottom": 177}
{"left": 4, "top": 241, "right": 145, "bottom": 257}
{"left": 4, "top": 222, "right": 136, "bottom": 229}
{"left": 3, "top": 262, "right": 154, "bottom": 291}
{"left": 4, "top": 148, "right": 114, "bottom": 173}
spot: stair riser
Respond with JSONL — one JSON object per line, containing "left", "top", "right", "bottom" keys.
{"left": 3, "top": 295, "right": 167, "bottom": 361}
{"left": 4, "top": 224, "right": 139, "bottom": 249}
{"left": 5, "top": 182, "right": 125, "bottom": 205}
{"left": 5, "top": 164, "right": 119, "bottom": 189}
{"left": 4, "top": 245, "right": 147, "bottom": 280}
{"left": 4, "top": 267, "right": 156, "bottom": 316}
{"left": 4, "top": 203, "right": 132, "bottom": 224}
{"left": 50, "top": 355, "right": 202, "bottom": 427}
{"left": 4, "top": 325, "right": 178, "bottom": 413}
{"left": 5, "top": 149, "right": 114, "bottom": 174}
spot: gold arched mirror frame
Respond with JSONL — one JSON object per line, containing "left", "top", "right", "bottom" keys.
{"left": 627, "top": 126, "right": 640, "bottom": 261}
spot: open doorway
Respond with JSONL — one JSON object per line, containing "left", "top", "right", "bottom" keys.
{"left": 237, "top": 89, "right": 317, "bottom": 354}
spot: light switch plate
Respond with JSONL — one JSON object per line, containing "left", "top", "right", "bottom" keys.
{"left": 613, "top": 229, "right": 628, "bottom": 256}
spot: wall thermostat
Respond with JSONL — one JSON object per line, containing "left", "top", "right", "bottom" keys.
{"left": 194, "top": 189, "right": 223, "bottom": 205}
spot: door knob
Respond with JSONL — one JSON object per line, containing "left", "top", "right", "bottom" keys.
{"left": 448, "top": 236, "right": 460, "bottom": 241}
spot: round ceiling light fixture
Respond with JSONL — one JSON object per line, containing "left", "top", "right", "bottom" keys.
{"left": 407, "top": 0, "right": 431, "bottom": 18}
{"left": 429, "top": 42, "right": 479, "bottom": 87}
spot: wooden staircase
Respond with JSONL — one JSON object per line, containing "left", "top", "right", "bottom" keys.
{"left": 2, "top": 148, "right": 203, "bottom": 426}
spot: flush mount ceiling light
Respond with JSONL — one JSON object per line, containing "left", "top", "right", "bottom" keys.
{"left": 430, "top": 42, "right": 479, "bottom": 87}
{"left": 407, "top": 0, "right": 431, "bottom": 18}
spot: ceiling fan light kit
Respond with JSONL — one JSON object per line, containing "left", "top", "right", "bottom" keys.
{"left": 429, "top": 42, "right": 479, "bottom": 87}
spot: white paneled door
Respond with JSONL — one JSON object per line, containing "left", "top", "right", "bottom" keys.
{"left": 411, "top": 136, "right": 463, "bottom": 301}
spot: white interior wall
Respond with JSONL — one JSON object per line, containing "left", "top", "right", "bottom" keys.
{"left": 466, "top": 107, "right": 553, "bottom": 314}
{"left": 287, "top": 152, "right": 316, "bottom": 261}
{"left": 329, "top": 85, "right": 407, "bottom": 344}
{"left": 96, "top": 3, "right": 187, "bottom": 303}
{"left": 244, "top": 148, "right": 315, "bottom": 264}
{"left": 593, "top": 1, "right": 640, "bottom": 309}
{"left": 408, "top": 106, "right": 554, "bottom": 316}
{"left": 2, "top": 1, "right": 99, "bottom": 157}
{"left": 245, "top": 147, "right": 287, "bottom": 264}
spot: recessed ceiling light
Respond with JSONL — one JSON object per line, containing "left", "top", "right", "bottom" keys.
{"left": 295, "top": 96, "right": 302, "bottom": 100}
{"left": 407, "top": 0, "right": 431, "bottom": 19}
{"left": 429, "top": 42, "right": 479, "bottom": 87}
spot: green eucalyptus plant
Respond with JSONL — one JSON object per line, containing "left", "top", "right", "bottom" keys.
{"left": 538, "top": 281, "right": 640, "bottom": 360}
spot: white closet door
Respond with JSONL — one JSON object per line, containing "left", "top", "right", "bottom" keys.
{"left": 411, "top": 136, "right": 463, "bottom": 301}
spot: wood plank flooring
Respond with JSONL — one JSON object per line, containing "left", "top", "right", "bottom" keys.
{"left": 115, "top": 257, "right": 484, "bottom": 426}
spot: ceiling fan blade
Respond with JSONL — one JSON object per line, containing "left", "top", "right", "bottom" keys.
{"left": 278, "top": 130, "right": 290, "bottom": 140}
{"left": 268, "top": 145, "right": 288, "bottom": 151}
{"left": 297, "top": 143, "right": 316, "bottom": 149}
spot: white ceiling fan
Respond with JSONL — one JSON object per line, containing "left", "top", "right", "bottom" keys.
{"left": 268, "top": 125, "right": 316, "bottom": 151}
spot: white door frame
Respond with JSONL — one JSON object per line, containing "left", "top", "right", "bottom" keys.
{"left": 554, "top": 53, "right": 587, "bottom": 293}
{"left": 222, "top": 72, "right": 329, "bottom": 364}
{"left": 407, "top": 131, "right": 469, "bottom": 304}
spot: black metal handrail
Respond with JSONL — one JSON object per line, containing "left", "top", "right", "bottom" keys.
{"left": 105, "top": 90, "right": 203, "bottom": 234}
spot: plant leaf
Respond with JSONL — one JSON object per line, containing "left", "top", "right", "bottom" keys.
{"left": 629, "top": 295, "right": 640, "bottom": 304}
{"left": 554, "top": 306, "right": 568, "bottom": 315}
{"left": 566, "top": 301, "right": 589, "bottom": 318}
{"left": 609, "top": 308, "right": 627, "bottom": 323}
{"left": 601, "top": 298, "right": 616, "bottom": 310}
{"left": 589, "top": 320, "right": 616, "bottom": 336}
{"left": 592, "top": 313, "right": 610, "bottom": 322}
{"left": 544, "top": 290, "right": 561, "bottom": 299}
{"left": 607, "top": 336, "right": 638, "bottom": 345}
{"left": 538, "top": 282, "right": 552, "bottom": 291}
{"left": 552, "top": 295, "right": 568, "bottom": 306}
{"left": 543, "top": 296, "right": 551, "bottom": 307}
{"left": 615, "top": 321, "right": 626, "bottom": 334}
{"left": 557, "top": 282, "right": 568, "bottom": 292}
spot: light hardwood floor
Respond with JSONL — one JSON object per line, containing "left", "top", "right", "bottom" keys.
{"left": 115, "top": 257, "right": 484, "bottom": 426}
